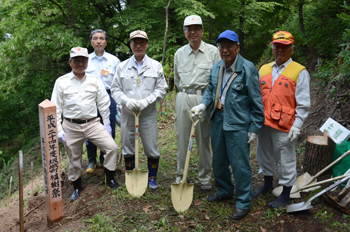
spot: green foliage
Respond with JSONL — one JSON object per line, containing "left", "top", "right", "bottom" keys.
{"left": 85, "top": 213, "right": 117, "bottom": 231}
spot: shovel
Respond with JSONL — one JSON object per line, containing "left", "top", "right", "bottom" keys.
{"left": 287, "top": 174, "right": 350, "bottom": 213}
{"left": 273, "top": 149, "right": 350, "bottom": 198}
{"left": 171, "top": 110, "right": 201, "bottom": 213}
{"left": 125, "top": 111, "right": 148, "bottom": 197}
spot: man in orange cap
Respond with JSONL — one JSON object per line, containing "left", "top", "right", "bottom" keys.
{"left": 253, "top": 31, "right": 310, "bottom": 208}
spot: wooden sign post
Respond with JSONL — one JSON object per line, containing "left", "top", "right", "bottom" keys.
{"left": 19, "top": 151, "right": 24, "bottom": 232}
{"left": 39, "top": 99, "right": 63, "bottom": 226}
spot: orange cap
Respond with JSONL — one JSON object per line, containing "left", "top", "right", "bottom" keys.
{"left": 271, "top": 31, "right": 294, "bottom": 45}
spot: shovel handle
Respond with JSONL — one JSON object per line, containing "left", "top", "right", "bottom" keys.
{"left": 295, "top": 174, "right": 350, "bottom": 193}
{"left": 308, "top": 149, "right": 350, "bottom": 184}
{"left": 182, "top": 111, "right": 201, "bottom": 183}
{"left": 133, "top": 111, "right": 142, "bottom": 169}
{"left": 305, "top": 174, "right": 350, "bottom": 205}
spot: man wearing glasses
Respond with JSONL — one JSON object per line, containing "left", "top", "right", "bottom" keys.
{"left": 85, "top": 29, "right": 120, "bottom": 173}
{"left": 111, "top": 30, "right": 167, "bottom": 190}
{"left": 173, "top": 15, "right": 220, "bottom": 191}
{"left": 192, "top": 30, "right": 264, "bottom": 220}
{"left": 51, "top": 47, "right": 120, "bottom": 202}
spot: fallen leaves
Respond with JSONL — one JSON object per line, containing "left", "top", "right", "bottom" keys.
{"left": 143, "top": 205, "right": 152, "bottom": 213}
{"left": 193, "top": 199, "right": 202, "bottom": 206}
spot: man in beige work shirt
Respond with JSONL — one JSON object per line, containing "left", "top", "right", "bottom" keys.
{"left": 174, "top": 15, "right": 220, "bottom": 191}
{"left": 51, "top": 47, "right": 120, "bottom": 203}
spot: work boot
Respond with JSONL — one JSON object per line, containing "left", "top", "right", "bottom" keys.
{"left": 269, "top": 185, "right": 292, "bottom": 208}
{"left": 252, "top": 176, "right": 273, "bottom": 197}
{"left": 86, "top": 146, "right": 97, "bottom": 173}
{"left": 148, "top": 157, "right": 159, "bottom": 190}
{"left": 125, "top": 155, "right": 135, "bottom": 171}
{"left": 70, "top": 177, "right": 83, "bottom": 202}
{"left": 104, "top": 168, "right": 121, "bottom": 189}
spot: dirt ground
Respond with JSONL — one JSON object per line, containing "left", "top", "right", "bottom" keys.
{"left": 1, "top": 62, "right": 350, "bottom": 231}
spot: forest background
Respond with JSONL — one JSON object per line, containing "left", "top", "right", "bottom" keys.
{"left": 0, "top": 0, "right": 349, "bottom": 169}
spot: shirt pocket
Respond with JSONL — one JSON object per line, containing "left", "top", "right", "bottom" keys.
{"left": 177, "top": 66, "right": 191, "bottom": 86}
{"left": 196, "top": 64, "right": 211, "bottom": 83}
{"left": 143, "top": 72, "right": 157, "bottom": 91}
{"left": 120, "top": 73, "right": 135, "bottom": 93}
{"left": 279, "top": 106, "right": 295, "bottom": 129}
{"left": 63, "top": 89, "right": 79, "bottom": 106}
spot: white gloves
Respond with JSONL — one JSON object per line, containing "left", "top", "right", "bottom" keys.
{"left": 104, "top": 123, "right": 112, "bottom": 136}
{"left": 126, "top": 99, "right": 139, "bottom": 111}
{"left": 247, "top": 132, "right": 257, "bottom": 144}
{"left": 58, "top": 131, "right": 66, "bottom": 143}
{"left": 139, "top": 99, "right": 149, "bottom": 111}
{"left": 191, "top": 103, "right": 206, "bottom": 117}
{"left": 288, "top": 126, "right": 300, "bottom": 142}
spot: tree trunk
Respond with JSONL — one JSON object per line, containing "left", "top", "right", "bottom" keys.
{"left": 298, "top": 0, "right": 315, "bottom": 55}
{"left": 208, "top": 16, "right": 213, "bottom": 41}
{"left": 239, "top": 0, "right": 245, "bottom": 56}
{"left": 303, "top": 131, "right": 336, "bottom": 176}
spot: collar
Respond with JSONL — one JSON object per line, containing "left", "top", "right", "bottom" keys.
{"left": 132, "top": 54, "right": 146, "bottom": 67}
{"left": 225, "top": 56, "right": 238, "bottom": 72}
{"left": 70, "top": 71, "right": 86, "bottom": 80}
{"left": 272, "top": 57, "right": 293, "bottom": 68}
{"left": 186, "top": 41, "right": 205, "bottom": 55}
{"left": 91, "top": 51, "right": 107, "bottom": 60}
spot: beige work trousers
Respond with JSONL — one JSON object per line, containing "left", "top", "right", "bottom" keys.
{"left": 63, "top": 118, "right": 118, "bottom": 181}
{"left": 175, "top": 91, "right": 212, "bottom": 184}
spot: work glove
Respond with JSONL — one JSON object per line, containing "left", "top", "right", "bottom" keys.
{"left": 247, "top": 132, "right": 257, "bottom": 144}
{"left": 58, "top": 131, "right": 66, "bottom": 143}
{"left": 288, "top": 126, "right": 300, "bottom": 142}
{"left": 126, "top": 99, "right": 139, "bottom": 111}
{"left": 104, "top": 123, "right": 112, "bottom": 136}
{"left": 138, "top": 99, "right": 149, "bottom": 111}
{"left": 191, "top": 103, "right": 206, "bottom": 117}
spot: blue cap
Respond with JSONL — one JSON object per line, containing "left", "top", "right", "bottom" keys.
{"left": 215, "top": 30, "right": 239, "bottom": 44}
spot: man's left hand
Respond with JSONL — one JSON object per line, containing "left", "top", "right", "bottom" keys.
{"left": 104, "top": 123, "right": 112, "bottom": 136}
{"left": 247, "top": 132, "right": 257, "bottom": 144}
{"left": 138, "top": 99, "right": 149, "bottom": 111}
{"left": 288, "top": 126, "right": 300, "bottom": 142}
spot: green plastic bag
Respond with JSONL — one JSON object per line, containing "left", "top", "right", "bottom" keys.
{"left": 332, "top": 140, "right": 350, "bottom": 187}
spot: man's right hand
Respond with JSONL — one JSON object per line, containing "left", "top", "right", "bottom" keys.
{"left": 58, "top": 131, "right": 66, "bottom": 143}
{"left": 191, "top": 103, "right": 206, "bottom": 117}
{"left": 126, "top": 99, "right": 140, "bottom": 111}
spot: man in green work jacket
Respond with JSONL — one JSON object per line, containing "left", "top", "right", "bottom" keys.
{"left": 192, "top": 30, "right": 265, "bottom": 220}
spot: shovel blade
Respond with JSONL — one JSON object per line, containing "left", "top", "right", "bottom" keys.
{"left": 125, "top": 169, "right": 149, "bottom": 197}
{"left": 286, "top": 202, "right": 313, "bottom": 213}
{"left": 171, "top": 182, "right": 194, "bottom": 213}
{"left": 294, "top": 172, "right": 313, "bottom": 187}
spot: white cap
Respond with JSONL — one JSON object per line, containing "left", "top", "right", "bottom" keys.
{"left": 130, "top": 30, "right": 148, "bottom": 40}
{"left": 183, "top": 15, "right": 203, "bottom": 26}
{"left": 70, "top": 47, "right": 88, "bottom": 58}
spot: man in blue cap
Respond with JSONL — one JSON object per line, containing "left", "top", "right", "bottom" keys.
{"left": 192, "top": 30, "right": 265, "bottom": 220}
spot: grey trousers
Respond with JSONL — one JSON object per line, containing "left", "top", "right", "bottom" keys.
{"left": 175, "top": 92, "right": 212, "bottom": 184}
{"left": 256, "top": 125, "right": 298, "bottom": 187}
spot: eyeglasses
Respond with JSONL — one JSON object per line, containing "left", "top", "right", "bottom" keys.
{"left": 218, "top": 44, "right": 236, "bottom": 50}
{"left": 184, "top": 26, "right": 203, "bottom": 32}
{"left": 131, "top": 40, "right": 148, "bottom": 46}
{"left": 71, "top": 58, "right": 88, "bottom": 64}
{"left": 92, "top": 36, "right": 106, "bottom": 41}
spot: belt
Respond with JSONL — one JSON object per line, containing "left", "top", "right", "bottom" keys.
{"left": 64, "top": 117, "right": 97, "bottom": 124}
{"left": 180, "top": 88, "right": 205, "bottom": 96}
{"left": 106, "top": 89, "right": 111, "bottom": 94}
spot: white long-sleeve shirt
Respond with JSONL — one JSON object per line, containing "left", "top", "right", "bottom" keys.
{"left": 51, "top": 71, "right": 111, "bottom": 132}
{"left": 86, "top": 51, "right": 120, "bottom": 90}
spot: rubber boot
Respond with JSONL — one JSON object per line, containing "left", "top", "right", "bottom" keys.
{"left": 104, "top": 168, "right": 121, "bottom": 189}
{"left": 125, "top": 155, "right": 135, "bottom": 170}
{"left": 70, "top": 177, "right": 83, "bottom": 202}
{"left": 148, "top": 157, "right": 159, "bottom": 190}
{"left": 99, "top": 151, "right": 105, "bottom": 168}
{"left": 86, "top": 146, "right": 97, "bottom": 173}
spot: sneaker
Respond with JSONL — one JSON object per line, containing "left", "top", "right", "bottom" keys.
{"left": 149, "top": 178, "right": 158, "bottom": 190}
{"left": 201, "top": 183, "right": 212, "bottom": 191}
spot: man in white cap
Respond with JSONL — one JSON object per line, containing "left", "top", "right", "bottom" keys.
{"left": 173, "top": 15, "right": 220, "bottom": 191}
{"left": 85, "top": 29, "right": 121, "bottom": 174}
{"left": 111, "top": 30, "right": 167, "bottom": 190}
{"left": 51, "top": 47, "right": 120, "bottom": 203}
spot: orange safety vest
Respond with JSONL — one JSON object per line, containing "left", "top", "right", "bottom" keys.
{"left": 260, "top": 61, "right": 306, "bottom": 132}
